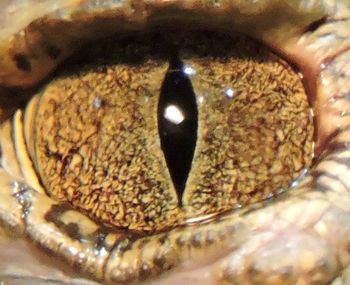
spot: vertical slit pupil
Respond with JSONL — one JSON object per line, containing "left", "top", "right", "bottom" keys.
{"left": 158, "top": 57, "right": 198, "bottom": 204}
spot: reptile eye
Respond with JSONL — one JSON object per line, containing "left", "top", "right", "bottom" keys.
{"left": 8, "top": 30, "right": 313, "bottom": 233}
{"left": 4, "top": 1, "right": 350, "bottom": 283}
{"left": 14, "top": 30, "right": 313, "bottom": 231}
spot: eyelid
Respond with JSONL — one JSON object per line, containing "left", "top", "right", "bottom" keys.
{"left": 0, "top": 1, "right": 324, "bottom": 88}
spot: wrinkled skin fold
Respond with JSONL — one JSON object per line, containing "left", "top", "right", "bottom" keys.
{"left": 1, "top": 0, "right": 350, "bottom": 284}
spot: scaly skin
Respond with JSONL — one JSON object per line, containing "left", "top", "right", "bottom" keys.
{"left": 0, "top": 1, "right": 350, "bottom": 284}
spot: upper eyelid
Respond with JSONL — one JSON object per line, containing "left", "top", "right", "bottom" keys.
{"left": 0, "top": 1, "right": 325, "bottom": 89}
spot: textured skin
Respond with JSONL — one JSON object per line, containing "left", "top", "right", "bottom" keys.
{"left": 0, "top": 0, "right": 350, "bottom": 285}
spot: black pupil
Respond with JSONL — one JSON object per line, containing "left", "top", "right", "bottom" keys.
{"left": 158, "top": 57, "right": 198, "bottom": 203}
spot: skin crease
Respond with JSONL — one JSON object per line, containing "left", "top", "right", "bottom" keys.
{"left": 1, "top": 1, "right": 350, "bottom": 285}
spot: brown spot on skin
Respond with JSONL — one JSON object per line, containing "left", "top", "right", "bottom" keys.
{"left": 45, "top": 45, "right": 62, "bottom": 60}
{"left": 303, "top": 17, "right": 328, "bottom": 33}
{"left": 152, "top": 245, "right": 179, "bottom": 274}
{"left": 307, "top": 258, "right": 338, "bottom": 285}
{"left": 109, "top": 269, "right": 132, "bottom": 284}
{"left": 13, "top": 54, "right": 32, "bottom": 72}
{"left": 137, "top": 238, "right": 151, "bottom": 250}
{"left": 157, "top": 234, "right": 168, "bottom": 245}
{"left": 113, "top": 238, "right": 133, "bottom": 254}
{"left": 153, "top": 255, "right": 172, "bottom": 271}
{"left": 175, "top": 236, "right": 187, "bottom": 247}
{"left": 204, "top": 230, "right": 216, "bottom": 246}
{"left": 44, "top": 204, "right": 82, "bottom": 241}
{"left": 139, "top": 263, "right": 152, "bottom": 281}
{"left": 190, "top": 232, "right": 203, "bottom": 248}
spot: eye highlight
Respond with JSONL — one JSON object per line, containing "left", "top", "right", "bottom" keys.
{"left": 15, "top": 30, "right": 313, "bottom": 233}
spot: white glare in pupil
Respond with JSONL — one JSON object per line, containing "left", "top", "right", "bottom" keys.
{"left": 164, "top": 105, "right": 185, "bottom": 125}
{"left": 183, "top": 65, "right": 196, "bottom": 76}
{"left": 224, "top": 87, "right": 235, "bottom": 98}
{"left": 93, "top": 96, "right": 102, "bottom": 109}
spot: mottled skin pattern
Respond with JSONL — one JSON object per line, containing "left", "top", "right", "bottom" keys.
{"left": 0, "top": 1, "right": 350, "bottom": 285}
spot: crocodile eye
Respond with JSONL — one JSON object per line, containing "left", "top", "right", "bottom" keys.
{"left": 19, "top": 30, "right": 313, "bottom": 233}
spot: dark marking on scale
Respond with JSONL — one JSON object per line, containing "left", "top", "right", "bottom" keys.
{"left": 315, "top": 126, "right": 350, "bottom": 161}
{"left": 45, "top": 45, "right": 62, "bottom": 60}
{"left": 311, "top": 170, "right": 349, "bottom": 193}
{"left": 329, "top": 156, "right": 350, "bottom": 168}
{"left": 139, "top": 263, "right": 152, "bottom": 281}
{"left": 13, "top": 54, "right": 32, "bottom": 72}
{"left": 44, "top": 203, "right": 82, "bottom": 241}
{"left": 303, "top": 16, "right": 327, "bottom": 33}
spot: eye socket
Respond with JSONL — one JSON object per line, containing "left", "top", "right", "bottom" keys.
{"left": 17, "top": 29, "right": 313, "bottom": 233}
